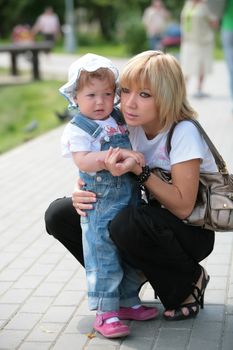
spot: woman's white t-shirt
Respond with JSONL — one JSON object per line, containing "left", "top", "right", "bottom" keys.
{"left": 128, "top": 120, "right": 217, "bottom": 172}
{"left": 62, "top": 118, "right": 217, "bottom": 173}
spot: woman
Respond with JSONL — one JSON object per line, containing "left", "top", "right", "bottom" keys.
{"left": 221, "top": 0, "right": 233, "bottom": 113}
{"left": 45, "top": 50, "right": 215, "bottom": 321}
{"left": 179, "top": 0, "right": 218, "bottom": 98}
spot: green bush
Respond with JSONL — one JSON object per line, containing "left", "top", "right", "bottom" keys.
{"left": 123, "top": 19, "right": 148, "bottom": 55}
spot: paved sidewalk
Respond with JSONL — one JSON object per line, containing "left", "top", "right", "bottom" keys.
{"left": 1, "top": 53, "right": 233, "bottom": 350}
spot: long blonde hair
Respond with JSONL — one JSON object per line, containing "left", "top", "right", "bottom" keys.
{"left": 120, "top": 50, "right": 197, "bottom": 131}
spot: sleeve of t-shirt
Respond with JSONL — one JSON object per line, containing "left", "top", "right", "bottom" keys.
{"left": 61, "top": 123, "right": 92, "bottom": 158}
{"left": 169, "top": 120, "right": 207, "bottom": 166}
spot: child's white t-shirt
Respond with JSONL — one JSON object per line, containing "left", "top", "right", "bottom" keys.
{"left": 61, "top": 116, "right": 127, "bottom": 157}
{"left": 128, "top": 120, "right": 217, "bottom": 172}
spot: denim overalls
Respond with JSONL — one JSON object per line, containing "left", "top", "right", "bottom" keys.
{"left": 71, "top": 108, "right": 142, "bottom": 311}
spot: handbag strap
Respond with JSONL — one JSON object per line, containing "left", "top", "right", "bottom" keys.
{"left": 166, "top": 119, "right": 228, "bottom": 174}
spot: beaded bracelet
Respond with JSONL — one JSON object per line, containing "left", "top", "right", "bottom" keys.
{"left": 136, "top": 165, "right": 151, "bottom": 186}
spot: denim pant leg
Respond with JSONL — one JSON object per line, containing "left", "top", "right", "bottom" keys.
{"left": 82, "top": 213, "right": 122, "bottom": 311}
{"left": 118, "top": 261, "right": 142, "bottom": 307}
{"left": 81, "top": 172, "right": 141, "bottom": 312}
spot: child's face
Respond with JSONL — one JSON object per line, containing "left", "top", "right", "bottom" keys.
{"left": 75, "top": 78, "right": 115, "bottom": 120}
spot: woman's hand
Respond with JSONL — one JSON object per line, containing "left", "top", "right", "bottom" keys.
{"left": 104, "top": 147, "right": 143, "bottom": 176}
{"left": 119, "top": 148, "right": 145, "bottom": 167}
{"left": 72, "top": 178, "right": 96, "bottom": 216}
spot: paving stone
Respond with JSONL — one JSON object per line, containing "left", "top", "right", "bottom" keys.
{"left": 44, "top": 269, "right": 75, "bottom": 283}
{"left": 13, "top": 275, "right": 45, "bottom": 289}
{"left": 33, "top": 282, "right": 64, "bottom": 297}
{"left": 64, "top": 315, "right": 94, "bottom": 334}
{"left": 0, "top": 268, "right": 25, "bottom": 281}
{"left": 220, "top": 315, "right": 233, "bottom": 350}
{"left": 0, "top": 304, "right": 20, "bottom": 319}
{"left": 190, "top": 320, "right": 223, "bottom": 348}
{"left": 53, "top": 290, "right": 85, "bottom": 306}
{"left": 0, "top": 288, "right": 32, "bottom": 303}
{"left": 129, "top": 319, "right": 160, "bottom": 337}
{"left": 18, "top": 342, "right": 52, "bottom": 350}
{"left": 26, "top": 322, "right": 65, "bottom": 342}
{"left": 120, "top": 336, "right": 155, "bottom": 350}
{"left": 0, "top": 329, "right": 28, "bottom": 349}
{"left": 52, "top": 333, "right": 88, "bottom": 350}
{"left": 20, "top": 296, "right": 53, "bottom": 313}
{"left": 82, "top": 345, "right": 118, "bottom": 350}
{"left": 41, "top": 306, "right": 76, "bottom": 323}
{"left": 153, "top": 328, "right": 190, "bottom": 350}
{"left": 4, "top": 312, "right": 42, "bottom": 330}
{"left": 0, "top": 282, "right": 13, "bottom": 295}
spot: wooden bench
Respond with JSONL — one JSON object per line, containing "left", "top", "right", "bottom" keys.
{"left": 0, "top": 42, "right": 54, "bottom": 80}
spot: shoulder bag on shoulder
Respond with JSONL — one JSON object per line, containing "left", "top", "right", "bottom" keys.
{"left": 152, "top": 119, "right": 233, "bottom": 232}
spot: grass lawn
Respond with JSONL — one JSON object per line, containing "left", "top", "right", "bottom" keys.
{"left": 0, "top": 80, "right": 67, "bottom": 154}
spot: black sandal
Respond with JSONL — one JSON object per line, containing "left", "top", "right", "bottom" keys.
{"left": 163, "top": 267, "right": 210, "bottom": 321}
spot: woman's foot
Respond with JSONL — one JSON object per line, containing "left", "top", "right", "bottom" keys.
{"left": 118, "top": 305, "right": 159, "bottom": 321}
{"left": 94, "top": 311, "right": 130, "bottom": 338}
{"left": 163, "top": 267, "right": 210, "bottom": 321}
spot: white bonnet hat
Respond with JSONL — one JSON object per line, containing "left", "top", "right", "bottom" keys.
{"left": 59, "top": 53, "right": 119, "bottom": 107}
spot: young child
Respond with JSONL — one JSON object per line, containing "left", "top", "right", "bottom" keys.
{"left": 60, "top": 53, "right": 158, "bottom": 338}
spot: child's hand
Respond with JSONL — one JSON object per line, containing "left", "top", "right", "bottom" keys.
{"left": 120, "top": 149, "right": 145, "bottom": 167}
{"left": 104, "top": 147, "right": 144, "bottom": 176}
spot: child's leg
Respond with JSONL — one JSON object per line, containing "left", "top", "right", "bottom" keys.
{"left": 82, "top": 214, "right": 123, "bottom": 311}
{"left": 82, "top": 214, "right": 131, "bottom": 337}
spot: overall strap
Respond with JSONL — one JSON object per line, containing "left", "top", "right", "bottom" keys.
{"left": 110, "top": 107, "right": 125, "bottom": 125}
{"left": 70, "top": 108, "right": 124, "bottom": 138}
{"left": 70, "top": 113, "right": 103, "bottom": 139}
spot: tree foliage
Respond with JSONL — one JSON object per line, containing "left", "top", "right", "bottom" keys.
{"left": 0, "top": 0, "right": 184, "bottom": 41}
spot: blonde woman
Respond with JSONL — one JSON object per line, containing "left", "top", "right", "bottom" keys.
{"left": 45, "top": 51, "right": 216, "bottom": 321}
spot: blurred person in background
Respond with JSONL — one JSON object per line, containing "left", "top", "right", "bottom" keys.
{"left": 179, "top": 0, "right": 218, "bottom": 98}
{"left": 32, "top": 6, "right": 61, "bottom": 43}
{"left": 142, "top": 0, "right": 171, "bottom": 50}
{"left": 221, "top": 0, "right": 233, "bottom": 113}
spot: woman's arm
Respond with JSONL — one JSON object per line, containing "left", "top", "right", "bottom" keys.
{"left": 144, "top": 159, "right": 200, "bottom": 219}
{"left": 104, "top": 148, "right": 200, "bottom": 220}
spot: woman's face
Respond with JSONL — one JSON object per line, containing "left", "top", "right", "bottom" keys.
{"left": 120, "top": 86, "right": 161, "bottom": 136}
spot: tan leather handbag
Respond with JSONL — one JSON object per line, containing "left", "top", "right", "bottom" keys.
{"left": 152, "top": 119, "right": 233, "bottom": 232}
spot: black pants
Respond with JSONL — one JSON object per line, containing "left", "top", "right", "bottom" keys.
{"left": 44, "top": 197, "right": 214, "bottom": 309}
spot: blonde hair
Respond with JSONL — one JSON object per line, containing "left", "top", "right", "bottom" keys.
{"left": 77, "top": 68, "right": 116, "bottom": 92}
{"left": 120, "top": 50, "right": 197, "bottom": 131}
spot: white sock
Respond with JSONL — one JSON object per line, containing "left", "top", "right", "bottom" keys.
{"left": 132, "top": 304, "right": 141, "bottom": 309}
{"left": 97, "top": 311, "right": 119, "bottom": 324}
{"left": 106, "top": 317, "right": 119, "bottom": 324}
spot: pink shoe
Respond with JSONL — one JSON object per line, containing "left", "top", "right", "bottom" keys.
{"left": 118, "top": 305, "right": 159, "bottom": 321}
{"left": 94, "top": 311, "right": 130, "bottom": 338}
